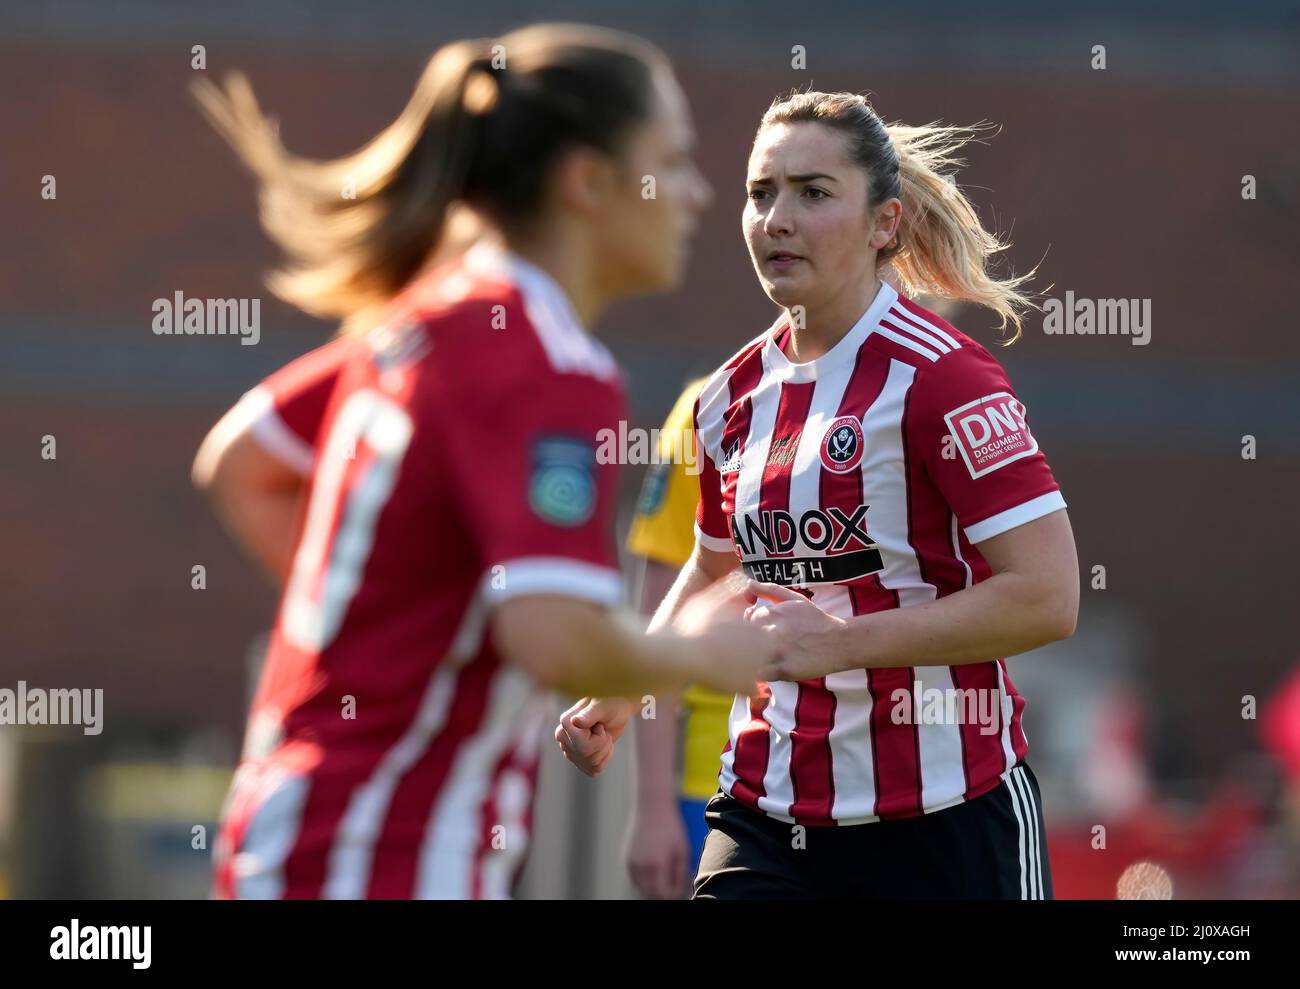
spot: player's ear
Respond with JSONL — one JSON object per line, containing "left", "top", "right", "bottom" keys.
{"left": 869, "top": 197, "right": 902, "bottom": 250}
{"left": 551, "top": 145, "right": 618, "bottom": 218}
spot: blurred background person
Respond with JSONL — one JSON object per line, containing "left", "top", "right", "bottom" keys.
{"left": 622, "top": 375, "right": 731, "bottom": 899}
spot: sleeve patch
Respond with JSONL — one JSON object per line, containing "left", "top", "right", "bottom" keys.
{"left": 943, "top": 391, "right": 1038, "bottom": 479}
{"left": 529, "top": 436, "right": 597, "bottom": 527}
{"left": 634, "top": 460, "right": 671, "bottom": 517}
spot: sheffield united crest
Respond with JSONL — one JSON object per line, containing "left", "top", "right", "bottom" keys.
{"left": 820, "top": 415, "right": 864, "bottom": 474}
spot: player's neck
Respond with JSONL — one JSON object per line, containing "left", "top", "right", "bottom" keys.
{"left": 505, "top": 231, "right": 605, "bottom": 330}
{"left": 783, "top": 275, "right": 882, "bottom": 363}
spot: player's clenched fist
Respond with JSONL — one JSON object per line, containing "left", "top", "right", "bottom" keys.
{"left": 554, "top": 696, "right": 635, "bottom": 777}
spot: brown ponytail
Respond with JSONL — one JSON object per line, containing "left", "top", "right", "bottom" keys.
{"left": 193, "top": 24, "right": 667, "bottom": 327}
{"left": 192, "top": 40, "right": 489, "bottom": 324}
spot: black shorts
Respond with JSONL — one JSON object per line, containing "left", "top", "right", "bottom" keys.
{"left": 693, "top": 762, "right": 1052, "bottom": 900}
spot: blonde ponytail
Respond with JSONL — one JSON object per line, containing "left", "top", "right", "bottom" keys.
{"left": 885, "top": 122, "right": 1036, "bottom": 340}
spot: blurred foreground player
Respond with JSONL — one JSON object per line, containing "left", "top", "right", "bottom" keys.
{"left": 193, "top": 23, "right": 774, "bottom": 899}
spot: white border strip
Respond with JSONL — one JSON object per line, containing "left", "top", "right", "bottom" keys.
{"left": 244, "top": 386, "right": 316, "bottom": 476}
{"left": 482, "top": 557, "right": 623, "bottom": 607}
{"left": 964, "top": 491, "right": 1066, "bottom": 544}
{"left": 874, "top": 325, "right": 941, "bottom": 362}
{"left": 694, "top": 522, "right": 733, "bottom": 553}
{"left": 890, "top": 305, "right": 962, "bottom": 351}
{"left": 881, "top": 312, "right": 952, "bottom": 354}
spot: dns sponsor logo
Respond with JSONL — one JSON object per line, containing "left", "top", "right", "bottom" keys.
{"left": 943, "top": 391, "right": 1037, "bottom": 479}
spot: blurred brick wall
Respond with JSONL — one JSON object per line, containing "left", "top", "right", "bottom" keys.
{"left": 1, "top": 37, "right": 1296, "bottom": 784}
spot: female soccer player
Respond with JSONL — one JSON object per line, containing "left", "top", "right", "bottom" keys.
{"left": 557, "top": 91, "right": 1079, "bottom": 899}
{"left": 194, "top": 23, "right": 775, "bottom": 900}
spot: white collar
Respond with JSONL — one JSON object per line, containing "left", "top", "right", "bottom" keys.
{"left": 463, "top": 241, "right": 617, "bottom": 381}
{"left": 463, "top": 241, "right": 585, "bottom": 329}
{"left": 762, "top": 279, "right": 898, "bottom": 383}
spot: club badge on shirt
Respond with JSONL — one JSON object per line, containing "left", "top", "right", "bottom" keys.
{"left": 529, "top": 436, "right": 597, "bottom": 527}
{"left": 820, "top": 415, "right": 865, "bottom": 474}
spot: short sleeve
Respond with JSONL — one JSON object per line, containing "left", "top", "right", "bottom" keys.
{"left": 692, "top": 386, "right": 733, "bottom": 553}
{"left": 911, "top": 346, "right": 1065, "bottom": 544}
{"left": 439, "top": 365, "right": 627, "bottom": 609}
{"left": 625, "top": 378, "right": 706, "bottom": 567}
{"left": 243, "top": 337, "right": 353, "bottom": 475}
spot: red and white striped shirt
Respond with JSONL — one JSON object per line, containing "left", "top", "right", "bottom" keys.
{"left": 213, "top": 244, "right": 626, "bottom": 898}
{"left": 694, "top": 280, "right": 1065, "bottom": 825}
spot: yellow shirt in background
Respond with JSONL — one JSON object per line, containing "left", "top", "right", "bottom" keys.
{"left": 626, "top": 378, "right": 733, "bottom": 800}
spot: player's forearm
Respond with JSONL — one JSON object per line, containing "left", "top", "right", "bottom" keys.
{"left": 831, "top": 570, "right": 1078, "bottom": 670}
{"left": 210, "top": 486, "right": 300, "bottom": 585}
{"left": 543, "top": 609, "right": 707, "bottom": 699}
{"left": 633, "top": 556, "right": 687, "bottom": 807}
{"left": 633, "top": 691, "right": 682, "bottom": 808}
{"left": 506, "top": 549, "right": 746, "bottom": 697}
{"left": 193, "top": 417, "right": 304, "bottom": 586}
{"left": 645, "top": 552, "right": 717, "bottom": 635}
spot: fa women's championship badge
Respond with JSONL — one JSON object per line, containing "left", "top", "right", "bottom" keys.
{"left": 820, "top": 416, "right": 864, "bottom": 474}
{"left": 529, "top": 436, "right": 597, "bottom": 527}
{"left": 944, "top": 392, "right": 1037, "bottom": 478}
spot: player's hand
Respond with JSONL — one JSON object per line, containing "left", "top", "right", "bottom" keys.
{"left": 627, "top": 798, "right": 691, "bottom": 900}
{"left": 746, "top": 579, "right": 848, "bottom": 681}
{"left": 554, "top": 696, "right": 634, "bottom": 777}
{"left": 672, "top": 571, "right": 780, "bottom": 696}
{"left": 672, "top": 568, "right": 753, "bottom": 635}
